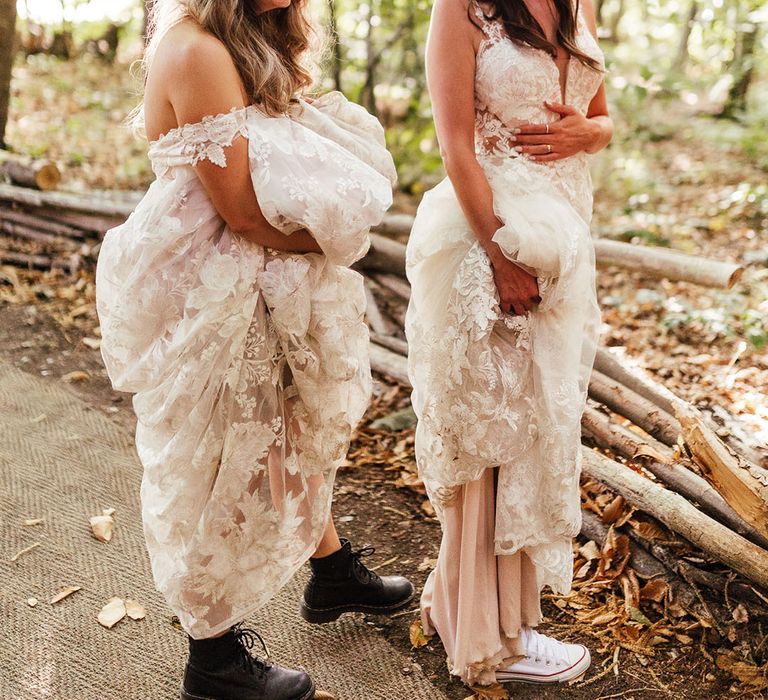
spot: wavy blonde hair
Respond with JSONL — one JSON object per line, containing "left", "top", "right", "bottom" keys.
{"left": 138, "top": 0, "right": 319, "bottom": 120}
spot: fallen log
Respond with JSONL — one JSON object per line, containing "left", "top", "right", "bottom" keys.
{"left": 0, "top": 218, "right": 81, "bottom": 250}
{"left": 369, "top": 332, "right": 408, "bottom": 357}
{"left": 0, "top": 249, "right": 53, "bottom": 270}
{"left": 0, "top": 207, "right": 87, "bottom": 240}
{"left": 588, "top": 370, "right": 682, "bottom": 446}
{"left": 0, "top": 184, "right": 138, "bottom": 222}
{"left": 369, "top": 341, "right": 410, "bottom": 385}
{"left": 595, "top": 347, "right": 768, "bottom": 468}
{"left": 582, "top": 406, "right": 768, "bottom": 550}
{"left": 0, "top": 155, "right": 61, "bottom": 191}
{"left": 364, "top": 281, "right": 398, "bottom": 337}
{"left": 363, "top": 223, "right": 744, "bottom": 290}
{"left": 676, "top": 403, "right": 768, "bottom": 542}
{"left": 581, "top": 447, "right": 768, "bottom": 591}
{"left": 593, "top": 238, "right": 742, "bottom": 289}
{"left": 370, "top": 272, "right": 411, "bottom": 301}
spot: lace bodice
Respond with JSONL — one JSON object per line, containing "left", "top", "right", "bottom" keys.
{"left": 472, "top": 1, "right": 605, "bottom": 220}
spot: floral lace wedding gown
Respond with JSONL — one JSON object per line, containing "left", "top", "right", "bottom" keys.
{"left": 405, "top": 1, "right": 604, "bottom": 684}
{"left": 96, "top": 93, "right": 395, "bottom": 639}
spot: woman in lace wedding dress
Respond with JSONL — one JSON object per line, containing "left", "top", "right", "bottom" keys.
{"left": 95, "top": 1, "right": 413, "bottom": 699}
{"left": 405, "top": 0, "right": 613, "bottom": 687}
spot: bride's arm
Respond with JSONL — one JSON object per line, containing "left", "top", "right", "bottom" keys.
{"left": 426, "top": 0, "right": 540, "bottom": 315}
{"left": 153, "top": 31, "right": 321, "bottom": 253}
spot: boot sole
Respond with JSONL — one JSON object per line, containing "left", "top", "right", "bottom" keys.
{"left": 300, "top": 586, "right": 416, "bottom": 624}
{"left": 180, "top": 680, "right": 315, "bottom": 700}
{"left": 496, "top": 646, "right": 591, "bottom": 684}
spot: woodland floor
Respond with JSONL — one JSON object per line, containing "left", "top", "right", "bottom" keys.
{"left": 2, "top": 55, "right": 768, "bottom": 699}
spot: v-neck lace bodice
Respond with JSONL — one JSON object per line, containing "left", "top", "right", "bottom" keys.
{"left": 472, "top": 0, "right": 605, "bottom": 220}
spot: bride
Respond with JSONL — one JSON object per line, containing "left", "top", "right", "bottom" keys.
{"left": 96, "top": 1, "right": 414, "bottom": 698}
{"left": 405, "top": 0, "right": 612, "bottom": 688}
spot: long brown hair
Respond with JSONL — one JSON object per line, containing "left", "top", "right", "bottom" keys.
{"left": 140, "top": 0, "right": 319, "bottom": 119}
{"left": 473, "top": 0, "right": 602, "bottom": 71}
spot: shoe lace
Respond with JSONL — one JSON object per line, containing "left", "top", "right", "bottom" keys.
{"left": 233, "top": 625, "right": 271, "bottom": 677}
{"left": 524, "top": 628, "right": 566, "bottom": 667}
{"left": 350, "top": 544, "right": 382, "bottom": 585}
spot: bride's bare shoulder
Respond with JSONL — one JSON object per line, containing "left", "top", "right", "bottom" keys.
{"left": 153, "top": 21, "right": 237, "bottom": 83}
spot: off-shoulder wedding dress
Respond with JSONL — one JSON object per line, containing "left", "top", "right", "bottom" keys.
{"left": 96, "top": 93, "right": 395, "bottom": 639}
{"left": 405, "top": 0, "right": 604, "bottom": 684}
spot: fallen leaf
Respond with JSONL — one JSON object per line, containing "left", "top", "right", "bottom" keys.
{"left": 421, "top": 500, "right": 436, "bottom": 517}
{"left": 409, "top": 619, "right": 432, "bottom": 648}
{"left": 716, "top": 655, "right": 768, "bottom": 690}
{"left": 50, "top": 586, "right": 81, "bottom": 604}
{"left": 62, "top": 370, "right": 90, "bottom": 383}
{"left": 602, "top": 495, "right": 626, "bottom": 524}
{"left": 27, "top": 597, "right": 38, "bottom": 607}
{"left": 82, "top": 337, "right": 102, "bottom": 349}
{"left": 98, "top": 597, "right": 126, "bottom": 629}
{"left": 732, "top": 603, "right": 749, "bottom": 624}
{"left": 125, "top": 599, "right": 146, "bottom": 620}
{"left": 10, "top": 542, "right": 41, "bottom": 562}
{"left": 23, "top": 518, "right": 44, "bottom": 526}
{"left": 418, "top": 556, "right": 437, "bottom": 572}
{"left": 578, "top": 540, "right": 600, "bottom": 561}
{"left": 90, "top": 514, "right": 114, "bottom": 543}
{"left": 640, "top": 579, "right": 668, "bottom": 603}
{"left": 465, "top": 683, "right": 509, "bottom": 699}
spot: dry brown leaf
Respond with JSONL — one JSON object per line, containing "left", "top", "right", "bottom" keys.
{"left": 90, "top": 514, "right": 114, "bottom": 543}
{"left": 640, "top": 579, "right": 668, "bottom": 603}
{"left": 23, "top": 518, "right": 44, "bottom": 526}
{"left": 602, "top": 495, "right": 626, "bottom": 524}
{"left": 621, "top": 572, "right": 640, "bottom": 612}
{"left": 732, "top": 603, "right": 749, "bottom": 624}
{"left": 125, "top": 599, "right": 147, "bottom": 620}
{"left": 716, "top": 655, "right": 768, "bottom": 690}
{"left": 98, "top": 597, "right": 127, "bottom": 629}
{"left": 634, "top": 444, "right": 671, "bottom": 464}
{"left": 629, "top": 519, "right": 668, "bottom": 541}
{"left": 62, "top": 370, "right": 90, "bottom": 383}
{"left": 420, "top": 500, "right": 436, "bottom": 517}
{"left": 82, "top": 337, "right": 102, "bottom": 350}
{"left": 409, "top": 619, "right": 432, "bottom": 649}
{"left": 578, "top": 540, "right": 600, "bottom": 561}
{"left": 465, "top": 683, "right": 509, "bottom": 699}
{"left": 50, "top": 586, "right": 81, "bottom": 605}
{"left": 575, "top": 560, "right": 593, "bottom": 580}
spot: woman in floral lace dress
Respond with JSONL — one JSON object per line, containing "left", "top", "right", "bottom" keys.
{"left": 95, "top": 1, "right": 413, "bottom": 699}
{"left": 405, "top": 0, "right": 613, "bottom": 688}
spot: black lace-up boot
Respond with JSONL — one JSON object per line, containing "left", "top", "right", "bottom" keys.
{"left": 180, "top": 625, "right": 315, "bottom": 700}
{"left": 300, "top": 538, "right": 415, "bottom": 624}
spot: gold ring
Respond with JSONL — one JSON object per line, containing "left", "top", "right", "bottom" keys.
{"left": 547, "top": 144, "right": 552, "bottom": 154}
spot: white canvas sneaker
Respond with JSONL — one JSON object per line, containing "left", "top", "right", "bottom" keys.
{"left": 496, "top": 628, "right": 591, "bottom": 684}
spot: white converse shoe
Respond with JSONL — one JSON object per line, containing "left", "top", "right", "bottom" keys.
{"left": 496, "top": 628, "right": 591, "bottom": 684}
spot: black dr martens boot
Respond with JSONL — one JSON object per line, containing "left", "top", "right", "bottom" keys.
{"left": 180, "top": 625, "right": 315, "bottom": 700}
{"left": 300, "top": 538, "right": 415, "bottom": 624}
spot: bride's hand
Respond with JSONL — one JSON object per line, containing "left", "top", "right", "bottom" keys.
{"left": 511, "top": 102, "right": 605, "bottom": 162}
{"left": 489, "top": 250, "right": 540, "bottom": 316}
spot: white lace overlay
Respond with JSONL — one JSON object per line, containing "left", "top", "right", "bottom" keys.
{"left": 405, "top": 2, "right": 604, "bottom": 596}
{"left": 96, "top": 92, "right": 395, "bottom": 638}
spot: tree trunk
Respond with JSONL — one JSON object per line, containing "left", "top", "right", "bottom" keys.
{"left": 672, "top": 0, "right": 700, "bottom": 72}
{"left": 0, "top": 0, "right": 17, "bottom": 149}
{"left": 722, "top": 21, "right": 760, "bottom": 117}
{"left": 326, "top": 0, "right": 342, "bottom": 92}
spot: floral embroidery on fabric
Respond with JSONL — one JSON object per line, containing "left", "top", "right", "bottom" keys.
{"left": 96, "top": 92, "right": 394, "bottom": 639}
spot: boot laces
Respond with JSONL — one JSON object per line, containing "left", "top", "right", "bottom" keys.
{"left": 350, "top": 545, "right": 381, "bottom": 585}
{"left": 233, "top": 624, "right": 271, "bottom": 676}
